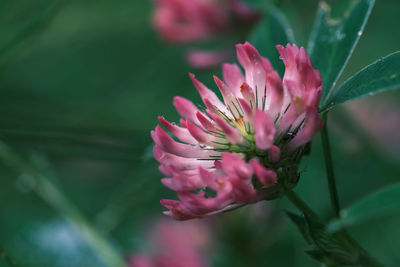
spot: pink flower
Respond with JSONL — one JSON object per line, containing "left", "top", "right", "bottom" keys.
{"left": 152, "top": 0, "right": 260, "bottom": 68}
{"left": 186, "top": 50, "right": 233, "bottom": 69}
{"left": 152, "top": 0, "right": 229, "bottom": 43}
{"left": 129, "top": 219, "right": 210, "bottom": 267}
{"left": 151, "top": 42, "right": 323, "bottom": 220}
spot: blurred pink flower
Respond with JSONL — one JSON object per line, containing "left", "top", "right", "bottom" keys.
{"left": 346, "top": 98, "right": 400, "bottom": 155}
{"left": 152, "top": 0, "right": 260, "bottom": 68}
{"left": 186, "top": 50, "right": 232, "bottom": 69}
{"left": 151, "top": 42, "right": 323, "bottom": 220}
{"left": 152, "top": 0, "right": 229, "bottom": 43}
{"left": 129, "top": 219, "right": 210, "bottom": 267}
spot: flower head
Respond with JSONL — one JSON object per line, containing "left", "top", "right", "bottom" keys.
{"left": 152, "top": 0, "right": 260, "bottom": 68}
{"left": 152, "top": 42, "right": 323, "bottom": 220}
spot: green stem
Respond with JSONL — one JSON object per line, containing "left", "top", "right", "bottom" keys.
{"left": 321, "top": 113, "right": 341, "bottom": 218}
{"left": 284, "top": 188, "right": 321, "bottom": 222}
{"left": 0, "top": 141, "right": 127, "bottom": 267}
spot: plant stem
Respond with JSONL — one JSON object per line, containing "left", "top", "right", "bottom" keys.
{"left": 321, "top": 113, "right": 341, "bottom": 218}
{"left": 284, "top": 188, "right": 321, "bottom": 222}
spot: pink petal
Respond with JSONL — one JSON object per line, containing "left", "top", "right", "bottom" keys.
{"left": 213, "top": 75, "right": 241, "bottom": 118}
{"left": 173, "top": 96, "right": 201, "bottom": 125}
{"left": 161, "top": 172, "right": 205, "bottom": 191}
{"left": 240, "top": 82, "right": 255, "bottom": 106}
{"left": 254, "top": 110, "right": 275, "bottom": 150}
{"left": 268, "top": 145, "right": 281, "bottom": 163}
{"left": 288, "top": 108, "right": 324, "bottom": 150}
{"left": 153, "top": 125, "right": 216, "bottom": 158}
{"left": 236, "top": 42, "right": 267, "bottom": 108}
{"left": 203, "top": 98, "right": 233, "bottom": 120}
{"left": 158, "top": 116, "right": 196, "bottom": 144}
{"left": 186, "top": 50, "right": 231, "bottom": 69}
{"left": 153, "top": 145, "right": 216, "bottom": 170}
{"left": 186, "top": 121, "right": 214, "bottom": 145}
{"left": 221, "top": 153, "right": 253, "bottom": 180}
{"left": 250, "top": 158, "right": 277, "bottom": 186}
{"left": 189, "top": 73, "right": 228, "bottom": 114}
{"left": 238, "top": 98, "right": 253, "bottom": 121}
{"left": 160, "top": 199, "right": 198, "bottom": 221}
{"left": 196, "top": 111, "right": 219, "bottom": 132}
{"left": 199, "top": 167, "right": 225, "bottom": 191}
{"left": 229, "top": 178, "right": 257, "bottom": 204}
{"left": 264, "top": 69, "right": 284, "bottom": 119}
{"left": 210, "top": 114, "right": 243, "bottom": 144}
{"left": 222, "top": 63, "right": 245, "bottom": 97}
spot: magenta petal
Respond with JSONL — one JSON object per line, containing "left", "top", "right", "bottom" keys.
{"left": 199, "top": 167, "right": 224, "bottom": 191}
{"left": 158, "top": 116, "right": 196, "bottom": 144}
{"left": 189, "top": 73, "right": 228, "bottom": 113}
{"left": 236, "top": 42, "right": 267, "bottom": 107}
{"left": 250, "top": 158, "right": 277, "bottom": 186}
{"left": 211, "top": 114, "right": 243, "bottom": 144}
{"left": 229, "top": 178, "right": 257, "bottom": 204}
{"left": 186, "top": 121, "right": 214, "bottom": 145}
{"left": 288, "top": 108, "right": 324, "bottom": 150}
{"left": 254, "top": 110, "right": 275, "bottom": 150}
{"left": 213, "top": 75, "right": 241, "bottom": 118}
{"left": 222, "top": 63, "right": 244, "bottom": 97}
{"left": 160, "top": 199, "right": 197, "bottom": 221}
{"left": 173, "top": 96, "right": 201, "bottom": 124}
{"left": 268, "top": 145, "right": 281, "bottom": 163}
{"left": 153, "top": 145, "right": 215, "bottom": 170}
{"left": 196, "top": 111, "right": 219, "bottom": 132}
{"left": 186, "top": 50, "right": 231, "bottom": 69}
{"left": 161, "top": 171, "right": 205, "bottom": 191}
{"left": 238, "top": 98, "right": 253, "bottom": 120}
{"left": 239, "top": 82, "right": 255, "bottom": 105}
{"left": 221, "top": 153, "right": 252, "bottom": 180}
{"left": 154, "top": 126, "right": 216, "bottom": 158}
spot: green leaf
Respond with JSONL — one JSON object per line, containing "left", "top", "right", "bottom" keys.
{"left": 321, "top": 51, "right": 400, "bottom": 112}
{"left": 287, "top": 211, "right": 378, "bottom": 265}
{"left": 307, "top": 0, "right": 375, "bottom": 104}
{"left": 249, "top": 6, "right": 295, "bottom": 77}
{"left": 329, "top": 182, "right": 400, "bottom": 232}
{"left": 0, "top": 0, "right": 66, "bottom": 66}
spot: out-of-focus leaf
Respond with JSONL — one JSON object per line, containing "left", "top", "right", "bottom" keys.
{"left": 307, "top": 0, "right": 375, "bottom": 103}
{"left": 321, "top": 51, "right": 400, "bottom": 112}
{"left": 249, "top": 6, "right": 295, "bottom": 76}
{"left": 0, "top": 142, "right": 127, "bottom": 267}
{"left": 0, "top": 126, "right": 145, "bottom": 162}
{"left": 242, "top": 0, "right": 274, "bottom": 10}
{"left": 328, "top": 182, "right": 400, "bottom": 232}
{"left": 0, "top": 246, "right": 17, "bottom": 267}
{"left": 0, "top": 202, "right": 102, "bottom": 267}
{"left": 0, "top": 0, "right": 66, "bottom": 65}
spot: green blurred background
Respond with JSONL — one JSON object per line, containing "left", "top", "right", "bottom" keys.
{"left": 0, "top": 0, "right": 399, "bottom": 266}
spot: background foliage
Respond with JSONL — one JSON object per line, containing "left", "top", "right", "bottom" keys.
{"left": 0, "top": 0, "right": 399, "bottom": 266}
